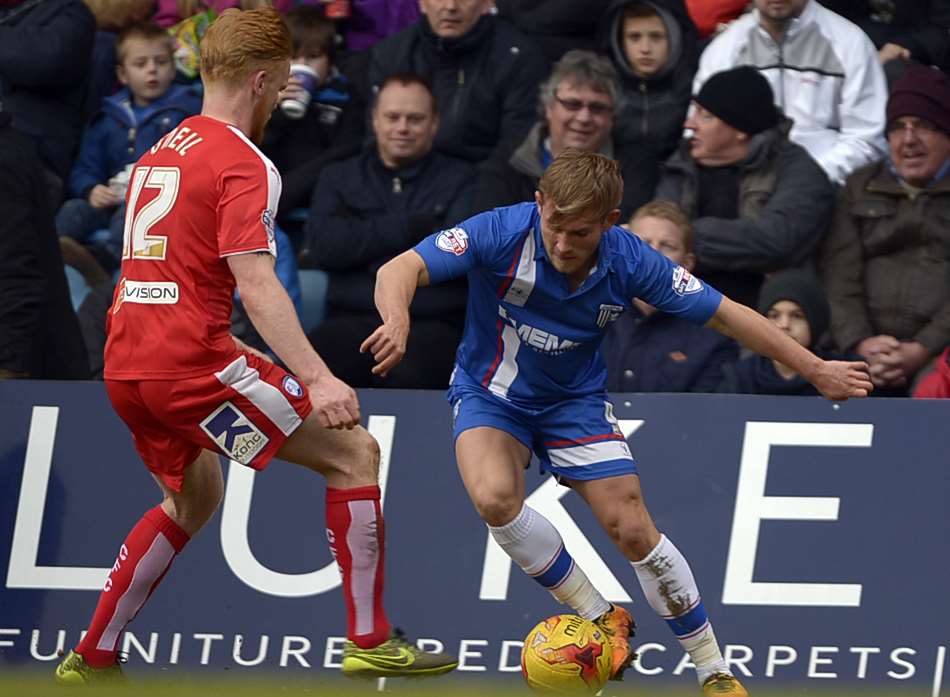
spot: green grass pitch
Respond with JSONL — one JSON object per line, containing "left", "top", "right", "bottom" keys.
{"left": 0, "top": 671, "right": 933, "bottom": 697}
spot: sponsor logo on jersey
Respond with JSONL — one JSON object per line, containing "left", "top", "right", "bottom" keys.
{"left": 596, "top": 304, "right": 624, "bottom": 328}
{"left": 672, "top": 266, "right": 703, "bottom": 296}
{"left": 436, "top": 227, "right": 469, "bottom": 256}
{"left": 499, "top": 306, "right": 580, "bottom": 355}
{"left": 112, "top": 279, "right": 179, "bottom": 313}
{"left": 200, "top": 402, "right": 269, "bottom": 465}
{"left": 282, "top": 376, "right": 303, "bottom": 398}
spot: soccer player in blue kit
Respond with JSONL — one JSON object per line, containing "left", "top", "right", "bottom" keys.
{"left": 361, "top": 151, "right": 872, "bottom": 695}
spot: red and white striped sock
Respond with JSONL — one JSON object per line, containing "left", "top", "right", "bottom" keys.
{"left": 326, "top": 485, "right": 391, "bottom": 649}
{"left": 75, "top": 505, "right": 189, "bottom": 668}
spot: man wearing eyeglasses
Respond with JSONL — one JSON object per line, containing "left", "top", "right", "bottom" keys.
{"left": 820, "top": 65, "right": 950, "bottom": 395}
{"left": 475, "top": 49, "right": 658, "bottom": 218}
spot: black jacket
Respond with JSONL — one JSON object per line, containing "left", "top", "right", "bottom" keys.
{"left": 656, "top": 121, "right": 835, "bottom": 306}
{"left": 475, "top": 122, "right": 659, "bottom": 219}
{"left": 300, "top": 149, "right": 475, "bottom": 318}
{"left": 0, "top": 110, "right": 89, "bottom": 378}
{"left": 0, "top": 0, "right": 96, "bottom": 180}
{"left": 495, "top": 0, "right": 612, "bottom": 67}
{"left": 717, "top": 349, "right": 857, "bottom": 396}
{"left": 600, "top": 0, "right": 699, "bottom": 161}
{"left": 603, "top": 307, "right": 738, "bottom": 393}
{"left": 369, "top": 15, "right": 547, "bottom": 164}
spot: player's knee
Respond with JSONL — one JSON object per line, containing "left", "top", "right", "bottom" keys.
{"left": 336, "top": 427, "right": 380, "bottom": 484}
{"left": 602, "top": 509, "right": 656, "bottom": 560}
{"left": 471, "top": 488, "right": 521, "bottom": 527}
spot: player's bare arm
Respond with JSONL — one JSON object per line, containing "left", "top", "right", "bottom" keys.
{"left": 228, "top": 252, "right": 361, "bottom": 429}
{"left": 706, "top": 296, "right": 873, "bottom": 400}
{"left": 361, "top": 249, "right": 431, "bottom": 377}
{"left": 231, "top": 335, "right": 273, "bottom": 363}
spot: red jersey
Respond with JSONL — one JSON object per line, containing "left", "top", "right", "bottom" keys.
{"left": 104, "top": 115, "right": 281, "bottom": 380}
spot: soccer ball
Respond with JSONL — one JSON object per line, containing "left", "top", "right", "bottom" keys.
{"left": 520, "top": 614, "right": 613, "bottom": 694}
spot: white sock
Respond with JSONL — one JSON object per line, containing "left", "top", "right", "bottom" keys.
{"left": 632, "top": 534, "right": 729, "bottom": 684}
{"left": 490, "top": 505, "right": 610, "bottom": 620}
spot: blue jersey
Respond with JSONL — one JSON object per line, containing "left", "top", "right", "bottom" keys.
{"left": 414, "top": 203, "right": 723, "bottom": 405}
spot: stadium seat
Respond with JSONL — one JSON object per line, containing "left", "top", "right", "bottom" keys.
{"left": 297, "top": 268, "right": 329, "bottom": 334}
{"left": 64, "top": 265, "right": 91, "bottom": 311}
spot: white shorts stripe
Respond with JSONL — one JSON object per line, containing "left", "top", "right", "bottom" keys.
{"left": 346, "top": 500, "right": 378, "bottom": 636}
{"left": 215, "top": 356, "right": 301, "bottom": 436}
{"left": 97, "top": 534, "right": 175, "bottom": 651}
{"left": 546, "top": 439, "right": 633, "bottom": 469}
{"left": 487, "top": 323, "right": 521, "bottom": 400}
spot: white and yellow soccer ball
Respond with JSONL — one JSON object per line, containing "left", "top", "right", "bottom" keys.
{"left": 520, "top": 614, "right": 613, "bottom": 694}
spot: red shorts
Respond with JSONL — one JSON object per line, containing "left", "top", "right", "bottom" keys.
{"left": 106, "top": 352, "right": 313, "bottom": 491}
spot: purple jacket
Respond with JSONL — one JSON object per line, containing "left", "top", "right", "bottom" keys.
{"left": 346, "top": 0, "right": 420, "bottom": 51}
{"left": 154, "top": 0, "right": 296, "bottom": 27}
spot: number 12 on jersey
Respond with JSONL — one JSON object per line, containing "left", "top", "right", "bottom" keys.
{"left": 121, "top": 166, "right": 181, "bottom": 261}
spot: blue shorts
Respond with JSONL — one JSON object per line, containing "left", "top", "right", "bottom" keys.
{"left": 447, "top": 384, "right": 637, "bottom": 482}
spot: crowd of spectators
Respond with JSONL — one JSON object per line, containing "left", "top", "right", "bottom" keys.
{"left": 2, "top": 0, "right": 950, "bottom": 400}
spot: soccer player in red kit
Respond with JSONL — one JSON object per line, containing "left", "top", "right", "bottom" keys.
{"left": 55, "top": 7, "right": 457, "bottom": 684}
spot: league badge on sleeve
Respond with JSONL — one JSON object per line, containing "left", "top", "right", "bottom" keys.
{"left": 672, "top": 266, "right": 703, "bottom": 296}
{"left": 282, "top": 375, "right": 303, "bottom": 398}
{"left": 436, "top": 227, "right": 469, "bottom": 256}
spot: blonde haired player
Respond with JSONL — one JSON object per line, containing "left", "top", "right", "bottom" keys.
{"left": 363, "top": 150, "right": 872, "bottom": 695}
{"left": 55, "top": 8, "right": 457, "bottom": 683}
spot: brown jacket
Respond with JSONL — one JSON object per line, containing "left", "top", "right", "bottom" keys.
{"left": 819, "top": 160, "right": 950, "bottom": 353}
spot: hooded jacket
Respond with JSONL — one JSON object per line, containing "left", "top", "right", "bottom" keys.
{"left": 369, "top": 14, "right": 547, "bottom": 164}
{"left": 600, "top": 0, "right": 699, "bottom": 160}
{"left": 67, "top": 83, "right": 201, "bottom": 200}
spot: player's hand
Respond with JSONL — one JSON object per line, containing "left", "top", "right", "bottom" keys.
{"left": 360, "top": 320, "right": 409, "bottom": 378}
{"left": 812, "top": 360, "right": 873, "bottom": 400}
{"left": 309, "top": 374, "right": 361, "bottom": 429}
{"left": 88, "top": 184, "right": 122, "bottom": 209}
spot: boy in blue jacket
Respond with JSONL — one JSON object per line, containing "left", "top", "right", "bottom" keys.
{"left": 57, "top": 21, "right": 200, "bottom": 274}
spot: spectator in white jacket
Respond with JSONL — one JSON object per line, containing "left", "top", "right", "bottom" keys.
{"left": 694, "top": 0, "right": 888, "bottom": 185}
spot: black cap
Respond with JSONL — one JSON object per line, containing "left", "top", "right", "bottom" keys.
{"left": 695, "top": 66, "right": 781, "bottom": 135}
{"left": 757, "top": 270, "right": 830, "bottom": 344}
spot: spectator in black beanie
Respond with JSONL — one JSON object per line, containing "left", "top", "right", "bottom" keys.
{"left": 655, "top": 65, "right": 835, "bottom": 307}
{"left": 717, "top": 270, "right": 856, "bottom": 395}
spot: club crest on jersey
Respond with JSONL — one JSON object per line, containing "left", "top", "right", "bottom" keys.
{"left": 672, "top": 266, "right": 703, "bottom": 296}
{"left": 596, "top": 304, "right": 624, "bottom": 328}
{"left": 282, "top": 376, "right": 303, "bottom": 398}
{"left": 436, "top": 227, "right": 469, "bottom": 256}
{"left": 200, "top": 402, "right": 269, "bottom": 465}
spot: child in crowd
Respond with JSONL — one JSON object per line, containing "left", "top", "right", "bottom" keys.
{"left": 261, "top": 4, "right": 365, "bottom": 219}
{"left": 57, "top": 21, "right": 201, "bottom": 275}
{"left": 603, "top": 201, "right": 738, "bottom": 393}
{"left": 717, "top": 270, "right": 852, "bottom": 396}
